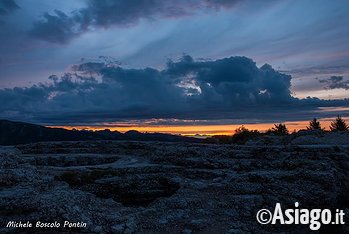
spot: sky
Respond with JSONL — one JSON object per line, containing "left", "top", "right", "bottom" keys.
{"left": 0, "top": 0, "right": 349, "bottom": 135}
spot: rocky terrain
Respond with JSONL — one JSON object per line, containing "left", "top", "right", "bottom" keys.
{"left": 1, "top": 133, "right": 349, "bottom": 233}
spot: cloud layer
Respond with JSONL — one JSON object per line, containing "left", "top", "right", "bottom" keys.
{"left": 0, "top": 0, "right": 19, "bottom": 16}
{"left": 30, "top": 0, "right": 243, "bottom": 43}
{"left": 1, "top": 55, "right": 348, "bottom": 125}
{"left": 318, "top": 76, "right": 349, "bottom": 90}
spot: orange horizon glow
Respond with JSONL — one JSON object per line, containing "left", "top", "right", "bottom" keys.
{"left": 46, "top": 117, "right": 349, "bottom": 136}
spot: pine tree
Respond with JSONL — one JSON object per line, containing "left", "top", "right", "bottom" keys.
{"left": 269, "top": 123, "right": 289, "bottom": 135}
{"left": 330, "top": 115, "right": 349, "bottom": 131}
{"left": 307, "top": 118, "right": 322, "bottom": 130}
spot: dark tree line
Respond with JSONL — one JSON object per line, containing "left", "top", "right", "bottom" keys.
{"left": 204, "top": 115, "right": 349, "bottom": 144}
{"left": 267, "top": 115, "right": 348, "bottom": 134}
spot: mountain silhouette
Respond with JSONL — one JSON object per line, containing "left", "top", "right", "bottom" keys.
{"left": 0, "top": 120, "right": 200, "bottom": 145}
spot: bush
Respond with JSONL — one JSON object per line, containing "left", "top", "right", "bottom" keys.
{"left": 231, "top": 126, "right": 261, "bottom": 144}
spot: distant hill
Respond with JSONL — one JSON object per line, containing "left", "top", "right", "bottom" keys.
{"left": 0, "top": 120, "right": 200, "bottom": 145}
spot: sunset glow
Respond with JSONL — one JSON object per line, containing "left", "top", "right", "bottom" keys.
{"left": 1, "top": 0, "right": 349, "bottom": 136}
{"left": 47, "top": 117, "right": 349, "bottom": 136}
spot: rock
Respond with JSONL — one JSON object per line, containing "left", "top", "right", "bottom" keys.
{"left": 1, "top": 139, "right": 348, "bottom": 233}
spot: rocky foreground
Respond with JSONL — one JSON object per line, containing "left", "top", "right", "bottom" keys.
{"left": 1, "top": 133, "right": 349, "bottom": 233}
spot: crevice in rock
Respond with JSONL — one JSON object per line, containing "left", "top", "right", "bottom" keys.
{"left": 56, "top": 171, "right": 180, "bottom": 207}
{"left": 27, "top": 155, "right": 119, "bottom": 167}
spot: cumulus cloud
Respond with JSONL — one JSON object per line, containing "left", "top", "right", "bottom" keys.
{"left": 29, "top": 0, "right": 243, "bottom": 43}
{"left": 0, "top": 55, "right": 348, "bottom": 125}
{"left": 165, "top": 55, "right": 294, "bottom": 107}
{"left": 0, "top": 0, "right": 19, "bottom": 16}
{"left": 318, "top": 76, "right": 349, "bottom": 90}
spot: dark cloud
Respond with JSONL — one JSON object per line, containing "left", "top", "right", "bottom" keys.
{"left": 284, "top": 65, "right": 349, "bottom": 77}
{"left": 0, "top": 0, "right": 19, "bottom": 16}
{"left": 166, "top": 56, "right": 294, "bottom": 107}
{"left": 30, "top": 10, "right": 81, "bottom": 44}
{"left": 0, "top": 55, "right": 348, "bottom": 125}
{"left": 29, "top": 0, "right": 243, "bottom": 44}
{"left": 318, "top": 76, "right": 349, "bottom": 90}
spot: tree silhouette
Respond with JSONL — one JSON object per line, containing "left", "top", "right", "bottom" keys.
{"left": 268, "top": 123, "right": 289, "bottom": 135}
{"left": 235, "top": 125, "right": 249, "bottom": 134}
{"left": 231, "top": 126, "right": 261, "bottom": 144}
{"left": 307, "top": 118, "right": 323, "bottom": 130}
{"left": 330, "top": 115, "right": 349, "bottom": 131}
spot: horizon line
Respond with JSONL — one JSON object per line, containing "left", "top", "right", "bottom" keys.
{"left": 46, "top": 117, "right": 349, "bottom": 137}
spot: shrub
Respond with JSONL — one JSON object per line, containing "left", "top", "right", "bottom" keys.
{"left": 231, "top": 126, "right": 261, "bottom": 144}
